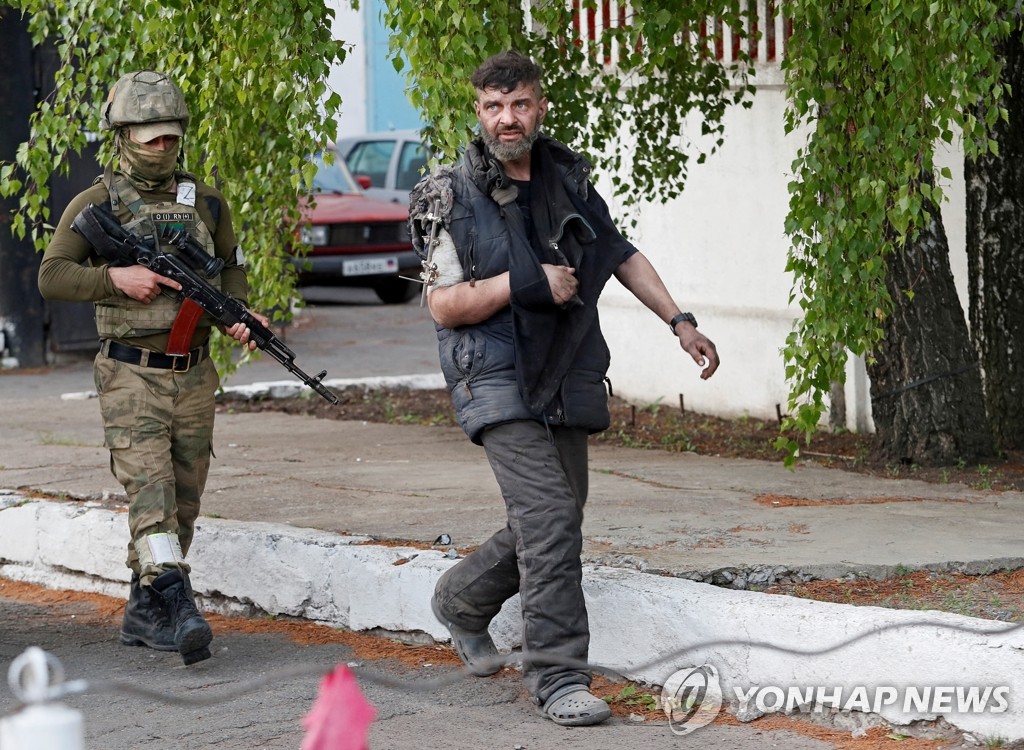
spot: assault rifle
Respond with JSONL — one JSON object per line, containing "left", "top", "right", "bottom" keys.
{"left": 72, "top": 203, "right": 341, "bottom": 405}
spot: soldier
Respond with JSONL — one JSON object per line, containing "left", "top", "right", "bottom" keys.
{"left": 38, "top": 71, "right": 268, "bottom": 665}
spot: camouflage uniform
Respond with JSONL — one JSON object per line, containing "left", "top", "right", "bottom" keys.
{"left": 93, "top": 348, "right": 218, "bottom": 579}
{"left": 39, "top": 71, "right": 250, "bottom": 665}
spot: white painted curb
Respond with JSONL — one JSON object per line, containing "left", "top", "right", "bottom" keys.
{"left": 1, "top": 496, "right": 1021, "bottom": 741}
{"left": 59, "top": 372, "right": 448, "bottom": 403}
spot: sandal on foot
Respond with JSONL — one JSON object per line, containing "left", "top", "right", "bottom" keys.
{"left": 540, "top": 684, "right": 612, "bottom": 726}
{"left": 430, "top": 595, "right": 501, "bottom": 677}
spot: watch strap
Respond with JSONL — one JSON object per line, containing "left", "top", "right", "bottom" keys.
{"left": 669, "top": 312, "right": 697, "bottom": 334}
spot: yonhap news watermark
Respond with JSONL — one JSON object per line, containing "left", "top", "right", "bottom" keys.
{"left": 661, "top": 665, "right": 1011, "bottom": 736}
{"left": 733, "top": 684, "right": 1010, "bottom": 716}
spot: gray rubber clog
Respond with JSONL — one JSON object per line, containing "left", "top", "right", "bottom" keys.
{"left": 540, "top": 684, "right": 612, "bottom": 726}
{"left": 430, "top": 595, "right": 502, "bottom": 677}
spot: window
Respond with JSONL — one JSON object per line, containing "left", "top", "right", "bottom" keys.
{"left": 345, "top": 141, "right": 395, "bottom": 188}
{"left": 395, "top": 141, "right": 429, "bottom": 191}
{"left": 310, "top": 151, "right": 358, "bottom": 194}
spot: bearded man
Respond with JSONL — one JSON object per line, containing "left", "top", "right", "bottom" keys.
{"left": 410, "top": 51, "right": 720, "bottom": 725}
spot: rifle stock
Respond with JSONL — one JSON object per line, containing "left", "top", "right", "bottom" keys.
{"left": 72, "top": 203, "right": 341, "bottom": 405}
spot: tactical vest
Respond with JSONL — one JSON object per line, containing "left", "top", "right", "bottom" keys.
{"left": 94, "top": 172, "right": 220, "bottom": 339}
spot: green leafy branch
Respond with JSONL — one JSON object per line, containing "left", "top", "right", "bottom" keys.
{"left": 777, "top": 0, "right": 1009, "bottom": 465}
{"left": 380, "top": 0, "right": 757, "bottom": 222}
{"left": 2, "top": 0, "right": 347, "bottom": 378}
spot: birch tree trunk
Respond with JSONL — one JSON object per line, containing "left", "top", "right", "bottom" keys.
{"left": 965, "top": 24, "right": 1024, "bottom": 451}
{"left": 866, "top": 198, "right": 994, "bottom": 465}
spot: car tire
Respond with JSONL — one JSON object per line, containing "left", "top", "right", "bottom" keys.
{"left": 374, "top": 278, "right": 419, "bottom": 305}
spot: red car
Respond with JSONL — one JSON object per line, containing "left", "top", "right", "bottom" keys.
{"left": 292, "top": 150, "right": 421, "bottom": 304}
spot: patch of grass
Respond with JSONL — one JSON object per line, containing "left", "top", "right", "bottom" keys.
{"left": 735, "top": 414, "right": 758, "bottom": 426}
{"left": 937, "top": 590, "right": 982, "bottom": 617}
{"left": 39, "top": 433, "right": 94, "bottom": 447}
{"left": 660, "top": 430, "right": 696, "bottom": 452}
{"left": 639, "top": 398, "right": 664, "bottom": 416}
{"left": 394, "top": 413, "right": 424, "bottom": 424}
{"left": 598, "top": 429, "right": 653, "bottom": 449}
{"left": 602, "top": 683, "right": 658, "bottom": 712}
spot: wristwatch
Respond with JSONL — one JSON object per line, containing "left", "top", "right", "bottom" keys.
{"left": 669, "top": 312, "right": 697, "bottom": 335}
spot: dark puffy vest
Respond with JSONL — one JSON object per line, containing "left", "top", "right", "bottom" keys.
{"left": 437, "top": 157, "right": 613, "bottom": 445}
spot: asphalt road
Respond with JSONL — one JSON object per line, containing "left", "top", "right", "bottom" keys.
{"left": 0, "top": 593, "right": 837, "bottom": 750}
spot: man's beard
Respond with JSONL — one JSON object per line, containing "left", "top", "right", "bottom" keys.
{"left": 481, "top": 123, "right": 540, "bottom": 163}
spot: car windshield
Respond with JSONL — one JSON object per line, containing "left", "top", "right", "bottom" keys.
{"left": 310, "top": 151, "right": 359, "bottom": 194}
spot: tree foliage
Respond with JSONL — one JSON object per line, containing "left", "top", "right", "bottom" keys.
{"left": 381, "top": 0, "right": 756, "bottom": 215}
{"left": 0, "top": 0, "right": 346, "bottom": 374}
{"left": 384, "top": 0, "right": 1013, "bottom": 464}
{"left": 778, "top": 0, "right": 1009, "bottom": 463}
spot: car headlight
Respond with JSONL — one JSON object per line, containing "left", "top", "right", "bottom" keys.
{"left": 300, "top": 225, "right": 330, "bottom": 246}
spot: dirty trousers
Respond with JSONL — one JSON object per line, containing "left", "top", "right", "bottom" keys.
{"left": 434, "top": 420, "right": 591, "bottom": 702}
{"left": 94, "top": 352, "right": 218, "bottom": 585}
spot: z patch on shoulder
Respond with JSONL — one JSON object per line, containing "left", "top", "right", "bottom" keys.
{"left": 176, "top": 181, "right": 197, "bottom": 207}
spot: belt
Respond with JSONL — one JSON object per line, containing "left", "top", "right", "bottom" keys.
{"left": 100, "top": 340, "right": 209, "bottom": 372}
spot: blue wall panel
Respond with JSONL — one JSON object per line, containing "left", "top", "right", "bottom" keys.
{"left": 366, "top": 0, "right": 423, "bottom": 132}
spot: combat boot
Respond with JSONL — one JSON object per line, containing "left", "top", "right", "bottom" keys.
{"left": 120, "top": 573, "right": 178, "bottom": 651}
{"left": 151, "top": 569, "right": 213, "bottom": 665}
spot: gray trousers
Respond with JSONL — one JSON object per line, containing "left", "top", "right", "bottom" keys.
{"left": 433, "top": 420, "right": 591, "bottom": 703}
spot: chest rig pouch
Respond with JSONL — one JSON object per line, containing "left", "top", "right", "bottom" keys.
{"left": 94, "top": 173, "right": 220, "bottom": 340}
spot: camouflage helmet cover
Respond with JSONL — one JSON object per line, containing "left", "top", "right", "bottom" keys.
{"left": 100, "top": 71, "right": 190, "bottom": 140}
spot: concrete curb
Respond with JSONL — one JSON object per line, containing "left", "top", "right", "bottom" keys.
{"left": 1, "top": 495, "right": 1022, "bottom": 741}
{"left": 57, "top": 372, "right": 449, "bottom": 403}
{"left": 217, "top": 372, "right": 448, "bottom": 402}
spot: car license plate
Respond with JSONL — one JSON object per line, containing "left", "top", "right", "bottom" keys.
{"left": 342, "top": 257, "right": 398, "bottom": 276}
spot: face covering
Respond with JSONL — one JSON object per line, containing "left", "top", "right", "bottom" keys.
{"left": 117, "top": 130, "right": 181, "bottom": 192}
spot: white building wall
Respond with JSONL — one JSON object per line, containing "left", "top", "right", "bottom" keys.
{"left": 599, "top": 82, "right": 970, "bottom": 432}
{"left": 326, "top": 0, "right": 368, "bottom": 139}
{"left": 326, "top": 1, "right": 973, "bottom": 433}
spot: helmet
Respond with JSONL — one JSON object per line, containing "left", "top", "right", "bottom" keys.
{"left": 100, "top": 71, "right": 190, "bottom": 140}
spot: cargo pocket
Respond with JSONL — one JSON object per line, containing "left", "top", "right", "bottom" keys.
{"left": 103, "top": 426, "right": 132, "bottom": 451}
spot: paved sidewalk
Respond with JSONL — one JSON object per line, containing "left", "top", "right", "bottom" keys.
{"left": 1, "top": 384, "right": 1020, "bottom": 583}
